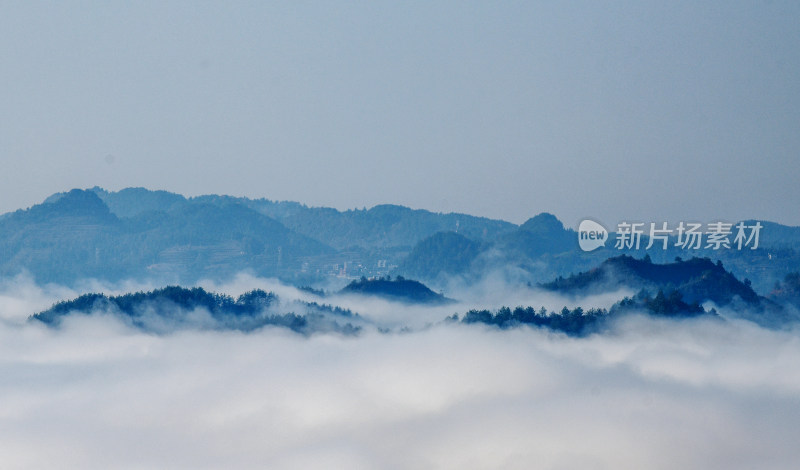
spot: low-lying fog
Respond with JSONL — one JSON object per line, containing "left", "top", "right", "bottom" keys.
{"left": 1, "top": 274, "right": 799, "bottom": 469}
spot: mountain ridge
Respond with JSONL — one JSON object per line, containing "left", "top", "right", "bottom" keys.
{"left": 3, "top": 187, "right": 800, "bottom": 292}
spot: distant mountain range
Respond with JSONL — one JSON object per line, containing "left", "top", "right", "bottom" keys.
{"left": 395, "top": 213, "right": 800, "bottom": 295}
{"left": 2, "top": 188, "right": 330, "bottom": 284}
{"left": 2, "top": 187, "right": 799, "bottom": 295}
{"left": 85, "top": 187, "right": 516, "bottom": 250}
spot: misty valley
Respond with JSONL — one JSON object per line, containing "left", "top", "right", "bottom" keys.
{"left": 5, "top": 3, "right": 798, "bottom": 467}
{"left": 4, "top": 186, "right": 799, "bottom": 336}
{"left": 3, "top": 187, "right": 800, "bottom": 469}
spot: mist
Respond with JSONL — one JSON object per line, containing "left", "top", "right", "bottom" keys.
{"left": 2, "top": 275, "right": 800, "bottom": 469}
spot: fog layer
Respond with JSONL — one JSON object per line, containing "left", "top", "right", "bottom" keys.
{"left": 1, "top": 277, "right": 799, "bottom": 469}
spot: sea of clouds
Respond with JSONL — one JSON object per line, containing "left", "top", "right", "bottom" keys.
{"left": 1, "top": 274, "right": 799, "bottom": 469}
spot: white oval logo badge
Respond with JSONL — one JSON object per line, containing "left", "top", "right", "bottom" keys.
{"left": 578, "top": 219, "right": 608, "bottom": 252}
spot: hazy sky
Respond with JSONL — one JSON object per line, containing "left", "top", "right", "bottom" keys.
{"left": 1, "top": 1, "right": 798, "bottom": 226}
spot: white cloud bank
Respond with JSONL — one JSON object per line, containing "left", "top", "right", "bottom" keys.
{"left": 1, "top": 277, "right": 800, "bottom": 469}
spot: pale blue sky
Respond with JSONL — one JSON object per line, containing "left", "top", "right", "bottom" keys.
{"left": 1, "top": 1, "right": 798, "bottom": 226}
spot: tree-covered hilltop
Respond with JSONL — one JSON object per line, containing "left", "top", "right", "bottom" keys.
{"left": 542, "top": 255, "right": 761, "bottom": 306}
{"left": 395, "top": 231, "right": 483, "bottom": 281}
{"left": 340, "top": 276, "right": 453, "bottom": 304}
{"left": 496, "top": 212, "right": 577, "bottom": 259}
{"left": 459, "top": 305, "right": 609, "bottom": 336}
{"left": 770, "top": 272, "right": 800, "bottom": 308}
{"left": 536, "top": 255, "right": 800, "bottom": 327}
{"left": 458, "top": 289, "right": 709, "bottom": 336}
{"left": 32, "top": 286, "right": 360, "bottom": 335}
{"left": 71, "top": 187, "right": 189, "bottom": 218}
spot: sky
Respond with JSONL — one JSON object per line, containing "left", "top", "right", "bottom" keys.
{"left": 1, "top": 1, "right": 799, "bottom": 227}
